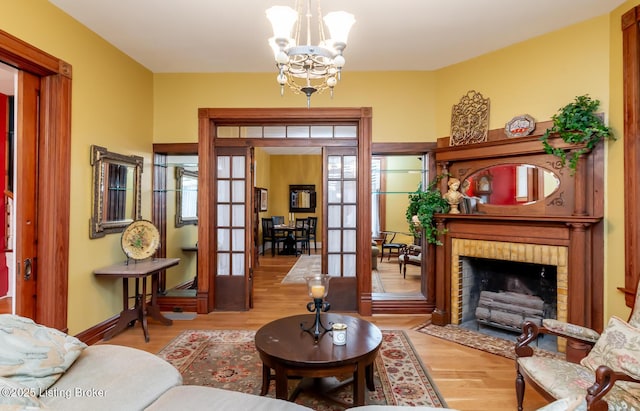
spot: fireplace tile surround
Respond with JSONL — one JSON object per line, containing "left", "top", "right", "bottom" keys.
{"left": 450, "top": 238, "right": 568, "bottom": 327}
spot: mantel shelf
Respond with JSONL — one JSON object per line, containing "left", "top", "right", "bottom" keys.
{"left": 434, "top": 213, "right": 602, "bottom": 224}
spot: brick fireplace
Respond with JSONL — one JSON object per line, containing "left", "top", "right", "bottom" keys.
{"left": 450, "top": 239, "right": 568, "bottom": 327}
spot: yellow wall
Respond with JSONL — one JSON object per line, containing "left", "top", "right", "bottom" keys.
{"left": 153, "top": 71, "right": 437, "bottom": 143}
{"left": 433, "top": 15, "right": 611, "bottom": 135}
{"left": 270, "top": 154, "right": 323, "bottom": 235}
{"left": 432, "top": 11, "right": 629, "bottom": 321}
{"left": 255, "top": 147, "right": 272, "bottom": 227}
{"left": 2, "top": 0, "right": 637, "bottom": 333}
{"left": 0, "top": 0, "right": 154, "bottom": 334}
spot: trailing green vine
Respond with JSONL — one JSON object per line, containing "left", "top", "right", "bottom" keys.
{"left": 405, "top": 175, "right": 450, "bottom": 245}
{"left": 541, "top": 95, "right": 614, "bottom": 174}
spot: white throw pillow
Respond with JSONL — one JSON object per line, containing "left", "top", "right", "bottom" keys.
{"left": 0, "top": 315, "right": 86, "bottom": 393}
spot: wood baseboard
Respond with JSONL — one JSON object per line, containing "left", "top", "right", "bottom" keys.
{"left": 74, "top": 315, "right": 119, "bottom": 345}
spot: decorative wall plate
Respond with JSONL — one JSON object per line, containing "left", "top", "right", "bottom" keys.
{"left": 505, "top": 114, "right": 536, "bottom": 137}
{"left": 121, "top": 220, "right": 160, "bottom": 260}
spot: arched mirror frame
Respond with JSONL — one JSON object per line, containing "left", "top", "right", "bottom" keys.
{"left": 460, "top": 164, "right": 560, "bottom": 207}
{"left": 89, "top": 145, "right": 143, "bottom": 239}
{"left": 449, "top": 154, "right": 570, "bottom": 216}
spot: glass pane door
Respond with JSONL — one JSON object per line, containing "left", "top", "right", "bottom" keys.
{"left": 326, "top": 149, "right": 358, "bottom": 277}
{"left": 213, "top": 147, "right": 252, "bottom": 310}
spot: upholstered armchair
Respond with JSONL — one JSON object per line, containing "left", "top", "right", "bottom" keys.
{"left": 515, "top": 286, "right": 640, "bottom": 411}
{"left": 398, "top": 244, "right": 421, "bottom": 278}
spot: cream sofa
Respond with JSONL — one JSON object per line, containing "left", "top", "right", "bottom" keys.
{"left": 7, "top": 344, "right": 455, "bottom": 410}
{"left": 0, "top": 314, "right": 453, "bottom": 411}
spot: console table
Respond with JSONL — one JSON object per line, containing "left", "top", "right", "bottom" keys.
{"left": 94, "top": 257, "right": 180, "bottom": 342}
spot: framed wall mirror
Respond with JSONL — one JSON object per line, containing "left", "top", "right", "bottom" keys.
{"left": 89, "top": 145, "right": 143, "bottom": 239}
{"left": 175, "top": 166, "right": 198, "bottom": 227}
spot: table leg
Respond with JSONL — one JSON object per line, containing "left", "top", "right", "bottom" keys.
{"left": 140, "top": 278, "right": 149, "bottom": 342}
{"left": 147, "top": 273, "right": 173, "bottom": 326}
{"left": 274, "top": 366, "right": 288, "bottom": 400}
{"left": 259, "top": 365, "right": 271, "bottom": 396}
{"left": 365, "top": 362, "right": 375, "bottom": 391}
{"left": 103, "top": 278, "right": 138, "bottom": 341}
{"left": 353, "top": 364, "right": 366, "bottom": 406}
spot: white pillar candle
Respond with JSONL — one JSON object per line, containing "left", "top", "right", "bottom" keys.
{"left": 311, "top": 285, "right": 325, "bottom": 299}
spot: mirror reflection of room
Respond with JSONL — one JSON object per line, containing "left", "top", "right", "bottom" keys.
{"left": 372, "top": 155, "right": 425, "bottom": 295}
{"left": 461, "top": 164, "right": 560, "bottom": 210}
{"left": 162, "top": 154, "right": 198, "bottom": 297}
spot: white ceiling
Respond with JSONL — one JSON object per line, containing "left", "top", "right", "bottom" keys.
{"left": 47, "top": 0, "right": 625, "bottom": 73}
{"left": 0, "top": 1, "right": 628, "bottom": 133}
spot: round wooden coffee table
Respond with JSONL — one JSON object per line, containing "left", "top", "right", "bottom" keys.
{"left": 254, "top": 313, "right": 382, "bottom": 406}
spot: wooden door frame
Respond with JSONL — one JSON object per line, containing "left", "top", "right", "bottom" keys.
{"left": 0, "top": 30, "right": 72, "bottom": 330}
{"left": 622, "top": 7, "right": 640, "bottom": 306}
{"left": 197, "top": 107, "right": 373, "bottom": 315}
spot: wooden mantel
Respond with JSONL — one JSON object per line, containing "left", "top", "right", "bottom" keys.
{"left": 429, "top": 126, "right": 605, "bottom": 335}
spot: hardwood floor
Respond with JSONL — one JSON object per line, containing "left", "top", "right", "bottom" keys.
{"left": 101, "top": 251, "right": 547, "bottom": 411}
{"left": 0, "top": 296, "right": 10, "bottom": 313}
{"left": 376, "top": 257, "right": 421, "bottom": 294}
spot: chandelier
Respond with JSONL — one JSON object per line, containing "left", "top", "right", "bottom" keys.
{"left": 266, "top": 0, "right": 355, "bottom": 107}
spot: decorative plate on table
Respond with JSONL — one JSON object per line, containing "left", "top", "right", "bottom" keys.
{"left": 121, "top": 220, "right": 160, "bottom": 260}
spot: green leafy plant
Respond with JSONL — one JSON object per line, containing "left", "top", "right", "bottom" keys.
{"left": 405, "top": 176, "right": 450, "bottom": 245}
{"left": 541, "top": 94, "right": 615, "bottom": 173}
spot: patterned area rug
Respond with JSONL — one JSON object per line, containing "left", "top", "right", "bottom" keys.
{"left": 416, "top": 322, "right": 564, "bottom": 360}
{"left": 281, "top": 255, "right": 385, "bottom": 292}
{"left": 371, "top": 269, "right": 385, "bottom": 293}
{"left": 157, "top": 329, "right": 447, "bottom": 410}
{"left": 281, "top": 255, "right": 321, "bottom": 283}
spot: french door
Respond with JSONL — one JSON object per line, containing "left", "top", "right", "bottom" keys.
{"left": 212, "top": 147, "right": 252, "bottom": 310}
{"left": 197, "top": 107, "right": 372, "bottom": 314}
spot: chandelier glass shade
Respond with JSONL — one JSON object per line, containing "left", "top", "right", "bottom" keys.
{"left": 266, "top": 1, "right": 355, "bottom": 107}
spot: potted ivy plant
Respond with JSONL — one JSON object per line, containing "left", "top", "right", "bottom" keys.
{"left": 541, "top": 94, "right": 615, "bottom": 174}
{"left": 405, "top": 177, "right": 450, "bottom": 245}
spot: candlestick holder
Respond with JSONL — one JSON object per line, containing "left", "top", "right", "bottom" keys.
{"left": 300, "top": 274, "right": 331, "bottom": 342}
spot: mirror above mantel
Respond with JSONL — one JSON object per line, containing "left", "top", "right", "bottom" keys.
{"left": 89, "top": 145, "right": 143, "bottom": 239}
{"left": 461, "top": 164, "right": 560, "bottom": 207}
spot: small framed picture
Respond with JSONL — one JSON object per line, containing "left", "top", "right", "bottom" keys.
{"left": 259, "top": 188, "right": 268, "bottom": 212}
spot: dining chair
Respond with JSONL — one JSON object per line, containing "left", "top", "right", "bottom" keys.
{"left": 307, "top": 216, "right": 318, "bottom": 252}
{"left": 261, "top": 218, "right": 284, "bottom": 256}
{"left": 271, "top": 216, "right": 287, "bottom": 240}
{"left": 294, "top": 217, "right": 310, "bottom": 255}
{"left": 380, "top": 231, "right": 406, "bottom": 262}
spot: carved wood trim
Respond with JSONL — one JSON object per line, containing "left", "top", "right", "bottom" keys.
{"left": 431, "top": 125, "right": 604, "bottom": 330}
{"left": 623, "top": 6, "right": 640, "bottom": 307}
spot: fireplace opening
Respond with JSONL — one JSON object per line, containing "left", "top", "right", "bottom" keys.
{"left": 459, "top": 256, "right": 558, "bottom": 351}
